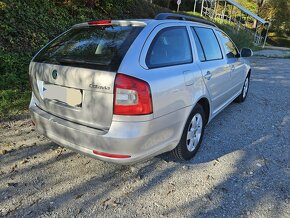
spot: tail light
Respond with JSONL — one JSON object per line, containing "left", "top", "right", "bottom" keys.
{"left": 113, "top": 74, "right": 153, "bottom": 115}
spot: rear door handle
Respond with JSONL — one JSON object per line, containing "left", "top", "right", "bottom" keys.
{"left": 204, "top": 71, "right": 212, "bottom": 80}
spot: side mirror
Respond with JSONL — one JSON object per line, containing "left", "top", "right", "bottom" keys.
{"left": 240, "top": 48, "right": 253, "bottom": 57}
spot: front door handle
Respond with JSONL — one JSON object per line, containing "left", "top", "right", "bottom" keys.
{"left": 204, "top": 71, "right": 212, "bottom": 80}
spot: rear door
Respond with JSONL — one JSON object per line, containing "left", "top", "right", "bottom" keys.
{"left": 139, "top": 23, "right": 201, "bottom": 118}
{"left": 191, "top": 27, "right": 232, "bottom": 115}
{"left": 30, "top": 24, "right": 143, "bottom": 130}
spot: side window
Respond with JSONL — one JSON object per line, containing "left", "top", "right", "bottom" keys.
{"left": 194, "top": 27, "right": 223, "bottom": 61}
{"left": 216, "top": 30, "right": 239, "bottom": 59}
{"left": 191, "top": 28, "right": 205, "bottom": 62}
{"left": 146, "top": 26, "right": 192, "bottom": 68}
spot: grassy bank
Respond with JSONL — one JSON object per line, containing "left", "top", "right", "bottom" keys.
{"left": 267, "top": 32, "right": 290, "bottom": 48}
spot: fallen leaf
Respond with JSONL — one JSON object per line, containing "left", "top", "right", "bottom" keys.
{"left": 0, "top": 149, "right": 8, "bottom": 155}
{"left": 21, "top": 159, "right": 29, "bottom": 164}
{"left": 75, "top": 194, "right": 83, "bottom": 199}
{"left": 7, "top": 182, "right": 18, "bottom": 187}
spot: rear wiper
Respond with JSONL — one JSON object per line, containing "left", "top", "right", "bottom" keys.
{"left": 57, "top": 58, "right": 108, "bottom": 66}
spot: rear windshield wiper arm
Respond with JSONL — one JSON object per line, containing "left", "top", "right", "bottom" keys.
{"left": 57, "top": 58, "right": 108, "bottom": 66}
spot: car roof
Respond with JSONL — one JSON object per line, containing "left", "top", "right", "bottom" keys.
{"left": 73, "top": 13, "right": 217, "bottom": 30}
{"left": 73, "top": 19, "right": 217, "bottom": 30}
{"left": 144, "top": 19, "right": 216, "bottom": 28}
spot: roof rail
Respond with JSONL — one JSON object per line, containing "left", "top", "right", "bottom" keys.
{"left": 155, "top": 13, "right": 217, "bottom": 27}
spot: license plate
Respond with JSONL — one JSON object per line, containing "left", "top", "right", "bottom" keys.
{"left": 39, "top": 81, "right": 82, "bottom": 107}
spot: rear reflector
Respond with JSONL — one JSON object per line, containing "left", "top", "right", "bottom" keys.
{"left": 88, "top": 20, "right": 111, "bottom": 25}
{"left": 93, "top": 150, "right": 131, "bottom": 159}
{"left": 114, "top": 74, "right": 153, "bottom": 115}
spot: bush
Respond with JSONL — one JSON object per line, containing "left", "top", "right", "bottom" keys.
{"left": 0, "top": 90, "right": 31, "bottom": 118}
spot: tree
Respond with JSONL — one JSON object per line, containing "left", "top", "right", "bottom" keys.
{"left": 256, "top": 0, "right": 267, "bottom": 15}
{"left": 267, "top": 0, "right": 290, "bottom": 34}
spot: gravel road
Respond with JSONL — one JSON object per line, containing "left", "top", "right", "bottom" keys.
{"left": 254, "top": 49, "right": 290, "bottom": 58}
{"left": 0, "top": 57, "right": 289, "bottom": 218}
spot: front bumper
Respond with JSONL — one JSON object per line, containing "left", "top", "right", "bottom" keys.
{"left": 30, "top": 105, "right": 189, "bottom": 164}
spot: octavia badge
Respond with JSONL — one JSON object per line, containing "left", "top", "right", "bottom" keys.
{"left": 52, "top": 70, "right": 57, "bottom": 79}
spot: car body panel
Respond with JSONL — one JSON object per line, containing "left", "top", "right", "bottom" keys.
{"left": 29, "top": 62, "right": 115, "bottom": 130}
{"left": 30, "top": 102, "right": 192, "bottom": 164}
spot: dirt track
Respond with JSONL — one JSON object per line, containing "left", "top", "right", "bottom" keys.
{"left": 0, "top": 57, "right": 289, "bottom": 217}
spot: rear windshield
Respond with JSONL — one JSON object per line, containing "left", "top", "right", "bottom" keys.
{"left": 33, "top": 26, "right": 143, "bottom": 71}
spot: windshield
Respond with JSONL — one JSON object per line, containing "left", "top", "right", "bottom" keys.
{"left": 33, "top": 25, "right": 143, "bottom": 71}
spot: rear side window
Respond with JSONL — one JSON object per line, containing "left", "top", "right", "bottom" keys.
{"left": 216, "top": 30, "right": 239, "bottom": 58}
{"left": 191, "top": 28, "right": 205, "bottom": 61}
{"left": 33, "top": 26, "right": 143, "bottom": 71}
{"left": 146, "top": 27, "right": 192, "bottom": 68}
{"left": 194, "top": 27, "right": 223, "bottom": 61}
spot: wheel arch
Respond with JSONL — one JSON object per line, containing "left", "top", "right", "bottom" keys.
{"left": 196, "top": 97, "right": 210, "bottom": 125}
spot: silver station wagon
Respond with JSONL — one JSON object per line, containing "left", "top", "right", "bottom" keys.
{"left": 29, "top": 13, "right": 252, "bottom": 164}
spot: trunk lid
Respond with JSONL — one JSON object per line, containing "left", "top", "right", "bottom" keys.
{"left": 30, "top": 62, "right": 115, "bottom": 130}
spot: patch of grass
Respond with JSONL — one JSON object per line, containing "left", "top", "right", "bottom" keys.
{"left": 251, "top": 46, "right": 264, "bottom": 51}
{"left": 267, "top": 36, "right": 290, "bottom": 48}
{"left": 0, "top": 90, "right": 31, "bottom": 119}
{"left": 184, "top": 11, "right": 203, "bottom": 17}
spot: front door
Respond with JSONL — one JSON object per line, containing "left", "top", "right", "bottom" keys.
{"left": 190, "top": 27, "right": 232, "bottom": 114}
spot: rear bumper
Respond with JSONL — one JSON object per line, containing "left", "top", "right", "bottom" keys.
{"left": 30, "top": 105, "right": 190, "bottom": 164}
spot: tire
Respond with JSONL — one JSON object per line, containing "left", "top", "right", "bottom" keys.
{"left": 235, "top": 74, "right": 250, "bottom": 103}
{"left": 172, "top": 104, "right": 206, "bottom": 161}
